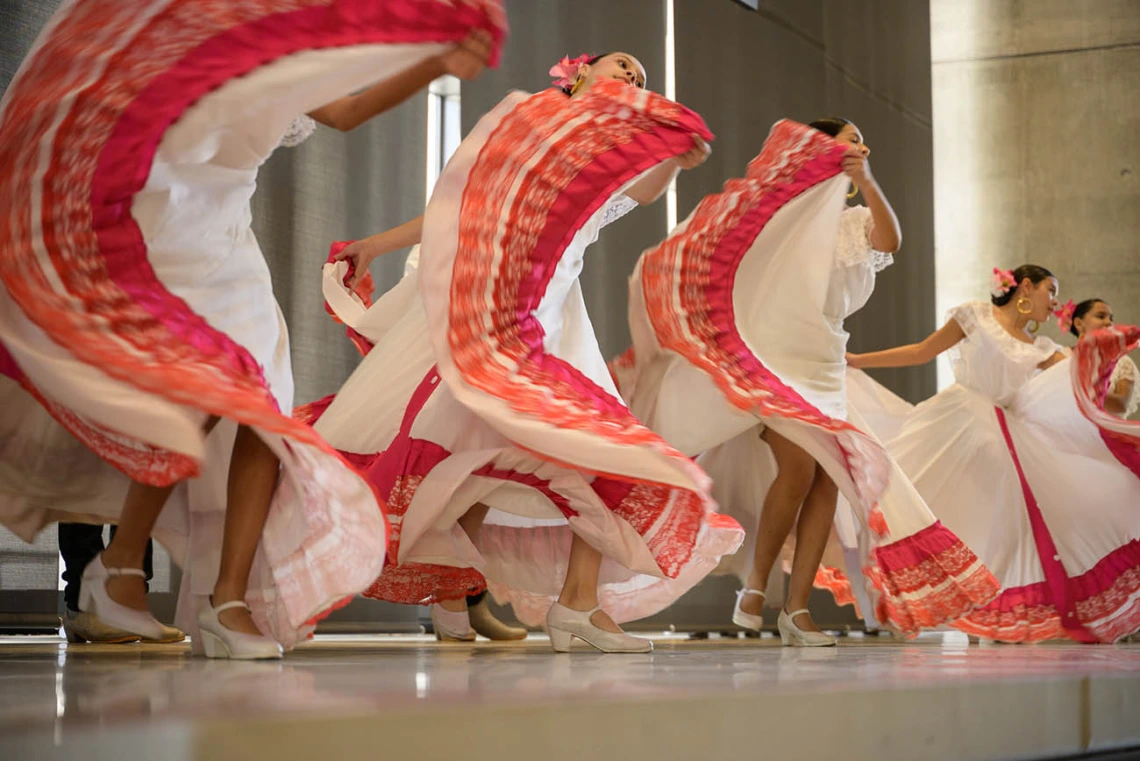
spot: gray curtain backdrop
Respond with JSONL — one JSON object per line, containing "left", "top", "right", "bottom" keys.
{"left": 252, "top": 100, "right": 428, "bottom": 405}
{"left": 675, "top": 0, "right": 938, "bottom": 404}
{"left": 0, "top": 1, "right": 56, "bottom": 91}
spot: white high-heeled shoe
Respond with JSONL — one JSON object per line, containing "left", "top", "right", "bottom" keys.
{"left": 777, "top": 608, "right": 837, "bottom": 647}
{"left": 431, "top": 604, "right": 476, "bottom": 642}
{"left": 197, "top": 600, "right": 282, "bottom": 660}
{"left": 78, "top": 554, "right": 166, "bottom": 641}
{"left": 732, "top": 588, "right": 767, "bottom": 632}
{"left": 546, "top": 602, "right": 653, "bottom": 653}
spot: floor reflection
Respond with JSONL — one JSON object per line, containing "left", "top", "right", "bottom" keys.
{"left": 1, "top": 634, "right": 1138, "bottom": 741}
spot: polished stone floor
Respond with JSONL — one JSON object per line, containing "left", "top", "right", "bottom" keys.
{"left": 1, "top": 632, "right": 1138, "bottom": 761}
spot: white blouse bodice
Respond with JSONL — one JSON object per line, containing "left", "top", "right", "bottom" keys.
{"left": 553, "top": 193, "right": 636, "bottom": 279}
{"left": 764, "top": 204, "right": 891, "bottom": 421}
{"left": 948, "top": 300, "right": 1061, "bottom": 406}
{"left": 823, "top": 205, "right": 893, "bottom": 323}
{"left": 535, "top": 193, "right": 637, "bottom": 350}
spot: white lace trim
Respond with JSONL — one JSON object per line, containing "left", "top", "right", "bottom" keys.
{"left": 867, "top": 248, "right": 893, "bottom": 273}
{"left": 1115, "top": 355, "right": 1137, "bottom": 383}
{"left": 600, "top": 194, "right": 637, "bottom": 229}
{"left": 279, "top": 115, "right": 317, "bottom": 148}
{"left": 949, "top": 300, "right": 1059, "bottom": 365}
{"left": 1111, "top": 356, "right": 1139, "bottom": 418}
{"left": 835, "top": 205, "right": 893, "bottom": 273}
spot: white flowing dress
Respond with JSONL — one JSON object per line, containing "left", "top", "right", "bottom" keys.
{"left": 310, "top": 82, "right": 743, "bottom": 626}
{"left": 617, "top": 120, "right": 1000, "bottom": 635}
{"left": 849, "top": 303, "right": 1140, "bottom": 642}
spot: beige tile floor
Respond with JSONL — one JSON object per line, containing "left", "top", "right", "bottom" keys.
{"left": 0, "top": 632, "right": 1138, "bottom": 761}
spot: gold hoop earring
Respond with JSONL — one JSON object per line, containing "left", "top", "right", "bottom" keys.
{"left": 847, "top": 185, "right": 858, "bottom": 200}
{"left": 1016, "top": 297, "right": 1033, "bottom": 315}
{"left": 569, "top": 76, "right": 584, "bottom": 96}
{"left": 1028, "top": 320, "right": 1040, "bottom": 334}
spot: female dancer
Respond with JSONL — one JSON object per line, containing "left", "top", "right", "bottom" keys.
{"left": 1061, "top": 298, "right": 1138, "bottom": 418}
{"left": 617, "top": 118, "right": 998, "bottom": 645}
{"left": 848, "top": 266, "right": 1140, "bottom": 642}
{"left": 0, "top": 0, "right": 505, "bottom": 658}
{"left": 311, "top": 52, "right": 744, "bottom": 652}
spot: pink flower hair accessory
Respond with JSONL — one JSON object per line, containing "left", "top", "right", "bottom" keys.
{"left": 991, "top": 267, "right": 1017, "bottom": 298}
{"left": 549, "top": 53, "right": 592, "bottom": 90}
{"left": 1054, "top": 300, "right": 1077, "bottom": 333}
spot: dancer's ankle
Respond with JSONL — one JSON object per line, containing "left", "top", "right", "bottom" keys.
{"left": 100, "top": 545, "right": 146, "bottom": 571}
{"left": 438, "top": 597, "right": 467, "bottom": 613}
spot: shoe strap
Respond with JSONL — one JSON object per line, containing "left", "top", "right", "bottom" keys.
{"left": 785, "top": 608, "right": 810, "bottom": 619}
{"left": 104, "top": 567, "right": 147, "bottom": 579}
{"left": 213, "top": 600, "right": 251, "bottom": 614}
{"left": 559, "top": 603, "right": 603, "bottom": 617}
{"left": 736, "top": 588, "right": 766, "bottom": 600}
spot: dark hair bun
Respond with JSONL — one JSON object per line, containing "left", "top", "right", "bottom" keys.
{"left": 991, "top": 264, "right": 1054, "bottom": 307}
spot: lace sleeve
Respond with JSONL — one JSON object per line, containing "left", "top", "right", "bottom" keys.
{"left": 947, "top": 300, "right": 985, "bottom": 336}
{"left": 1115, "top": 356, "right": 1137, "bottom": 383}
{"left": 870, "top": 250, "right": 894, "bottom": 273}
{"left": 1112, "top": 356, "right": 1139, "bottom": 417}
{"left": 600, "top": 194, "right": 638, "bottom": 229}
{"left": 836, "top": 205, "right": 893, "bottom": 272}
{"left": 279, "top": 115, "right": 316, "bottom": 148}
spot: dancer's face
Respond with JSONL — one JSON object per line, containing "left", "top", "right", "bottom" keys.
{"left": 834, "top": 123, "right": 870, "bottom": 157}
{"left": 578, "top": 52, "right": 646, "bottom": 93}
{"left": 1075, "top": 301, "right": 1114, "bottom": 337}
{"left": 1021, "top": 277, "right": 1060, "bottom": 321}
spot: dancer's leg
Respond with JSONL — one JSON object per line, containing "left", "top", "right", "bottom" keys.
{"left": 101, "top": 482, "right": 176, "bottom": 611}
{"left": 212, "top": 424, "right": 280, "bottom": 635}
{"left": 783, "top": 465, "right": 839, "bottom": 633}
{"left": 740, "top": 428, "right": 816, "bottom": 616}
{"left": 557, "top": 534, "right": 623, "bottom": 633}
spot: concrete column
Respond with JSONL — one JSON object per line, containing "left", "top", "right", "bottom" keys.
{"left": 931, "top": 0, "right": 1140, "bottom": 397}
